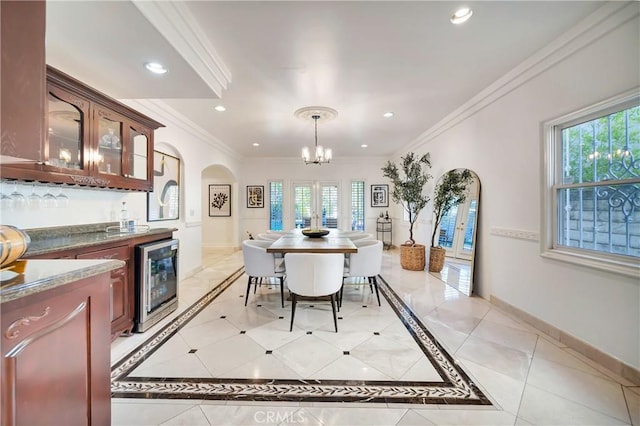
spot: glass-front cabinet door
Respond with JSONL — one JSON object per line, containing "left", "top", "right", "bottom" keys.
{"left": 92, "top": 107, "right": 154, "bottom": 190}
{"left": 44, "top": 84, "right": 90, "bottom": 175}
{"left": 95, "top": 107, "right": 124, "bottom": 177}
{"left": 128, "top": 125, "right": 149, "bottom": 181}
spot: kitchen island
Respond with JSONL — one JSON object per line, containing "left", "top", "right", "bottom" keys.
{"left": 1, "top": 258, "right": 123, "bottom": 426}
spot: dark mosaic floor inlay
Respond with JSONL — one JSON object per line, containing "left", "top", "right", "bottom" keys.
{"left": 111, "top": 268, "right": 491, "bottom": 405}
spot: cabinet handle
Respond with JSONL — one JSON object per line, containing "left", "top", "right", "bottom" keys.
{"left": 5, "top": 306, "right": 51, "bottom": 339}
{"left": 146, "top": 259, "right": 152, "bottom": 312}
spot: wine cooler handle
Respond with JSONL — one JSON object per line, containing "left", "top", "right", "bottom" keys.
{"left": 146, "top": 258, "right": 152, "bottom": 312}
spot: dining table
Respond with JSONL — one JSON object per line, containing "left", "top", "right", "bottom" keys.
{"left": 265, "top": 229, "right": 357, "bottom": 254}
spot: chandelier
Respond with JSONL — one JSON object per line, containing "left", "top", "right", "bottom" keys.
{"left": 295, "top": 106, "right": 337, "bottom": 165}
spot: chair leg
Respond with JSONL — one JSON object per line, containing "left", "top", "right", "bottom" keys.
{"left": 289, "top": 293, "right": 297, "bottom": 332}
{"left": 372, "top": 276, "right": 381, "bottom": 306}
{"left": 330, "top": 293, "right": 338, "bottom": 332}
{"left": 368, "top": 276, "right": 374, "bottom": 293}
{"left": 339, "top": 278, "right": 345, "bottom": 308}
{"left": 279, "top": 277, "right": 285, "bottom": 308}
{"left": 245, "top": 276, "right": 253, "bottom": 306}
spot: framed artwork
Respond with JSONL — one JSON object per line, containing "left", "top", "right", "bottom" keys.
{"left": 371, "top": 184, "right": 389, "bottom": 207}
{"left": 246, "top": 185, "right": 264, "bottom": 208}
{"left": 147, "top": 151, "right": 180, "bottom": 221}
{"left": 209, "top": 184, "right": 231, "bottom": 217}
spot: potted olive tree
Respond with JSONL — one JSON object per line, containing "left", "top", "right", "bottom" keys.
{"left": 429, "top": 168, "right": 473, "bottom": 272}
{"left": 381, "top": 152, "right": 432, "bottom": 270}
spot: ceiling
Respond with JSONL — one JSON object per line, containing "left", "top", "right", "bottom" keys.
{"left": 45, "top": 1, "right": 605, "bottom": 160}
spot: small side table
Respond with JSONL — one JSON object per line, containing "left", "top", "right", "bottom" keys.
{"left": 376, "top": 218, "right": 392, "bottom": 249}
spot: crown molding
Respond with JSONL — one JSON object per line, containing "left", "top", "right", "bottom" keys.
{"left": 132, "top": 0, "right": 232, "bottom": 98}
{"left": 400, "top": 1, "right": 639, "bottom": 156}
{"left": 123, "top": 99, "right": 241, "bottom": 161}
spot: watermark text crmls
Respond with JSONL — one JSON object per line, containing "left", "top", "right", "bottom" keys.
{"left": 254, "top": 410, "right": 306, "bottom": 424}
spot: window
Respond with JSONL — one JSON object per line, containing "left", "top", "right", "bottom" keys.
{"left": 543, "top": 90, "right": 639, "bottom": 276}
{"left": 321, "top": 184, "right": 339, "bottom": 228}
{"left": 293, "top": 183, "right": 312, "bottom": 228}
{"left": 269, "top": 181, "right": 283, "bottom": 231}
{"left": 351, "top": 181, "right": 365, "bottom": 231}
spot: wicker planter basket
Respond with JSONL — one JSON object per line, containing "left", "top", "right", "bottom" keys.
{"left": 428, "top": 246, "right": 446, "bottom": 272}
{"left": 400, "top": 243, "right": 425, "bottom": 271}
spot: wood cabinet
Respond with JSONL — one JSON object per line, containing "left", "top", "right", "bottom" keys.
{"left": 0, "top": 1, "right": 46, "bottom": 165}
{"left": 1, "top": 270, "right": 112, "bottom": 425}
{"left": 25, "top": 230, "right": 175, "bottom": 340}
{"left": 0, "top": 0, "right": 162, "bottom": 191}
{"left": 1, "top": 66, "right": 164, "bottom": 191}
{"left": 77, "top": 246, "right": 131, "bottom": 338}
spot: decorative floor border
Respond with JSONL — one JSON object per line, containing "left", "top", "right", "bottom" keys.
{"left": 111, "top": 271, "right": 491, "bottom": 405}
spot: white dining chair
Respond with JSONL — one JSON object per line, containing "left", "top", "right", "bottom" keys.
{"left": 338, "top": 230, "right": 362, "bottom": 238}
{"left": 284, "top": 253, "right": 344, "bottom": 332}
{"left": 348, "top": 232, "right": 374, "bottom": 241}
{"left": 256, "top": 233, "right": 281, "bottom": 241}
{"left": 242, "top": 239, "right": 286, "bottom": 308}
{"left": 341, "top": 239, "right": 383, "bottom": 307}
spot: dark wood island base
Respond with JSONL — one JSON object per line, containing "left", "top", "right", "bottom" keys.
{"left": 1, "top": 259, "right": 122, "bottom": 426}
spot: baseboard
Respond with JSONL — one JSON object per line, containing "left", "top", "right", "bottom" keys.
{"left": 182, "top": 265, "right": 203, "bottom": 279}
{"left": 490, "top": 295, "right": 640, "bottom": 386}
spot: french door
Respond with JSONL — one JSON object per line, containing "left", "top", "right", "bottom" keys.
{"left": 292, "top": 181, "right": 339, "bottom": 229}
{"left": 437, "top": 181, "right": 478, "bottom": 260}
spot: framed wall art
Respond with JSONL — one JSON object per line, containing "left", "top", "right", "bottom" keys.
{"left": 371, "top": 184, "right": 389, "bottom": 207}
{"left": 209, "top": 184, "right": 231, "bottom": 217}
{"left": 147, "top": 151, "right": 180, "bottom": 221}
{"left": 246, "top": 185, "right": 264, "bottom": 208}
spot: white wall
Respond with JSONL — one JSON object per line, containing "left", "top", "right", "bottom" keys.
{"left": 0, "top": 182, "right": 136, "bottom": 229}
{"left": 128, "top": 100, "right": 242, "bottom": 278}
{"left": 201, "top": 165, "right": 237, "bottom": 248}
{"left": 237, "top": 157, "right": 391, "bottom": 239}
{"left": 402, "top": 12, "right": 640, "bottom": 368}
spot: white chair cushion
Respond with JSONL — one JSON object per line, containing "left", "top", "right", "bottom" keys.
{"left": 242, "top": 239, "right": 285, "bottom": 277}
{"left": 344, "top": 240, "right": 383, "bottom": 278}
{"left": 284, "top": 253, "right": 343, "bottom": 297}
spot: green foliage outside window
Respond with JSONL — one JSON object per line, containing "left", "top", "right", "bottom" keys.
{"left": 562, "top": 106, "right": 639, "bottom": 184}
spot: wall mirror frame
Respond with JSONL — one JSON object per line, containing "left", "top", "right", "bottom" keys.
{"left": 430, "top": 168, "right": 480, "bottom": 296}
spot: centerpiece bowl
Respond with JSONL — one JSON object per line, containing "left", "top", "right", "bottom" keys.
{"left": 301, "top": 229, "right": 330, "bottom": 238}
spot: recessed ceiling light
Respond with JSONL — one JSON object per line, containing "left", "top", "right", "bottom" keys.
{"left": 214, "top": 105, "right": 226, "bottom": 112}
{"left": 252, "top": 143, "right": 260, "bottom": 147}
{"left": 383, "top": 112, "right": 394, "bottom": 118}
{"left": 144, "top": 62, "right": 168, "bottom": 74}
{"left": 361, "top": 144, "right": 368, "bottom": 148}
{"left": 450, "top": 7, "right": 473, "bottom": 24}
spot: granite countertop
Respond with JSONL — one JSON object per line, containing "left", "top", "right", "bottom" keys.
{"left": 1, "top": 258, "right": 125, "bottom": 303}
{"left": 23, "top": 222, "right": 177, "bottom": 256}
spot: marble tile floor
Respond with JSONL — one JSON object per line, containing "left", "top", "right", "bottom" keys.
{"left": 111, "top": 248, "right": 639, "bottom": 426}
{"left": 429, "top": 258, "right": 472, "bottom": 296}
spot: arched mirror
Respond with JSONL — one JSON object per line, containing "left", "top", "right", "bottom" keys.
{"left": 429, "top": 169, "right": 480, "bottom": 296}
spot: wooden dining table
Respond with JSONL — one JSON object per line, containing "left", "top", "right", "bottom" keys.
{"left": 265, "top": 230, "right": 357, "bottom": 254}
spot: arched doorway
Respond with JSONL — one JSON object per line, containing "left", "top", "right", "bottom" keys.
{"left": 201, "top": 164, "right": 238, "bottom": 251}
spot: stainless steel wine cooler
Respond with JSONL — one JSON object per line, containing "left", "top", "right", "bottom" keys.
{"left": 134, "top": 239, "right": 179, "bottom": 332}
